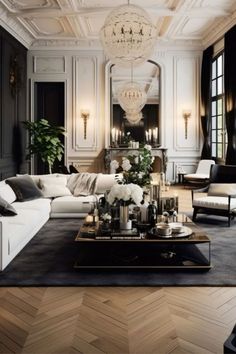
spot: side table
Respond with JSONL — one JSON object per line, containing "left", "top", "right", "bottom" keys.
{"left": 178, "top": 172, "right": 186, "bottom": 184}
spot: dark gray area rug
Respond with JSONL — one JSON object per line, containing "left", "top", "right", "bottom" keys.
{"left": 0, "top": 216, "right": 235, "bottom": 286}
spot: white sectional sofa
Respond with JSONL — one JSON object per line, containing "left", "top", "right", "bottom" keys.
{"left": 0, "top": 173, "right": 118, "bottom": 270}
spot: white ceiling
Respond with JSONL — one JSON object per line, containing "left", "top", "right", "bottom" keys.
{"left": 0, "top": 0, "right": 236, "bottom": 49}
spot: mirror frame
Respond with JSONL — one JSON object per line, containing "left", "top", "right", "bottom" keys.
{"left": 104, "top": 59, "right": 162, "bottom": 148}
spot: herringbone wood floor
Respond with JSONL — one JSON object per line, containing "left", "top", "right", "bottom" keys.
{"left": 0, "top": 287, "right": 236, "bottom": 354}
{"left": 1, "top": 188, "right": 235, "bottom": 354}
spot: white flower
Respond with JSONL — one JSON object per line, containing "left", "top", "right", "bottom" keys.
{"left": 102, "top": 213, "right": 112, "bottom": 221}
{"left": 107, "top": 183, "right": 143, "bottom": 206}
{"left": 144, "top": 144, "right": 152, "bottom": 151}
{"left": 110, "top": 159, "right": 120, "bottom": 174}
{"left": 151, "top": 156, "right": 155, "bottom": 163}
{"left": 110, "top": 160, "right": 119, "bottom": 169}
{"left": 122, "top": 158, "right": 132, "bottom": 171}
{"left": 134, "top": 156, "right": 139, "bottom": 164}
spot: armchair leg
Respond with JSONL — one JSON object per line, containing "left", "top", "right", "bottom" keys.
{"left": 192, "top": 208, "right": 197, "bottom": 221}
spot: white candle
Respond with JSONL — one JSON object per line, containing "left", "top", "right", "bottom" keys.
{"left": 153, "top": 127, "right": 158, "bottom": 141}
{"left": 111, "top": 128, "right": 115, "bottom": 142}
{"left": 115, "top": 129, "right": 119, "bottom": 142}
{"left": 149, "top": 129, "right": 152, "bottom": 141}
{"left": 152, "top": 128, "right": 156, "bottom": 140}
{"left": 145, "top": 130, "right": 149, "bottom": 141}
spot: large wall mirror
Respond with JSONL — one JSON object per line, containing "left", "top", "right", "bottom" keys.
{"left": 106, "top": 60, "right": 161, "bottom": 148}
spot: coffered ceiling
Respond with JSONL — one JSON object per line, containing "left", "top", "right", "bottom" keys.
{"left": 0, "top": 0, "right": 236, "bottom": 49}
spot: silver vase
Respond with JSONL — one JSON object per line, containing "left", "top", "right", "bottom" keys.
{"left": 119, "top": 205, "right": 132, "bottom": 230}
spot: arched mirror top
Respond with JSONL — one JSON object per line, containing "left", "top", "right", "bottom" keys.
{"left": 105, "top": 60, "right": 161, "bottom": 148}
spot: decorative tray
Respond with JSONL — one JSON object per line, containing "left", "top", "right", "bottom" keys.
{"left": 148, "top": 226, "right": 193, "bottom": 239}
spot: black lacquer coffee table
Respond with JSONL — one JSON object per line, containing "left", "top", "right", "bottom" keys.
{"left": 74, "top": 215, "right": 211, "bottom": 270}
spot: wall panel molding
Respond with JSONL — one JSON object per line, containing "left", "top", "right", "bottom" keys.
{"left": 173, "top": 55, "right": 200, "bottom": 152}
{"left": 72, "top": 55, "right": 98, "bottom": 152}
{"left": 33, "top": 55, "right": 66, "bottom": 73}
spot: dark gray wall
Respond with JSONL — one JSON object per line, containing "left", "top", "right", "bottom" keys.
{"left": 0, "top": 26, "right": 28, "bottom": 180}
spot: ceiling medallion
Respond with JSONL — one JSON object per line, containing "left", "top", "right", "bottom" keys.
{"left": 100, "top": 2, "right": 157, "bottom": 67}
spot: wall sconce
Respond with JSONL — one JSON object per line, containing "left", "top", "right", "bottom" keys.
{"left": 81, "top": 110, "right": 90, "bottom": 139}
{"left": 183, "top": 110, "right": 191, "bottom": 139}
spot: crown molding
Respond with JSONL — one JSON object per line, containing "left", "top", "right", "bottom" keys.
{"left": 203, "top": 10, "right": 236, "bottom": 48}
{"left": 29, "top": 38, "right": 102, "bottom": 50}
{"left": 29, "top": 36, "right": 204, "bottom": 51}
{"left": 0, "top": 4, "right": 33, "bottom": 48}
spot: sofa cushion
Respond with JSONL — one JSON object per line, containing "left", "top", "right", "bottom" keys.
{"left": 39, "top": 176, "right": 72, "bottom": 198}
{"left": 50, "top": 195, "right": 99, "bottom": 214}
{"left": 8, "top": 199, "right": 51, "bottom": 253}
{"left": 0, "top": 181, "right": 17, "bottom": 204}
{"left": 95, "top": 173, "right": 119, "bottom": 194}
{"left": 184, "top": 173, "right": 209, "bottom": 180}
{"left": 208, "top": 183, "right": 236, "bottom": 197}
{"left": 193, "top": 196, "right": 236, "bottom": 210}
{"left": 13, "top": 198, "right": 51, "bottom": 213}
{"left": 6, "top": 175, "right": 43, "bottom": 201}
{"left": 0, "top": 196, "right": 17, "bottom": 216}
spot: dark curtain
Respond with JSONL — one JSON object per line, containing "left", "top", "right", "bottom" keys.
{"left": 200, "top": 45, "right": 213, "bottom": 159}
{"left": 225, "top": 25, "right": 236, "bottom": 165}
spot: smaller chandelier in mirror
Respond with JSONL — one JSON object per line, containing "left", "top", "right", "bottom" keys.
{"left": 124, "top": 111, "right": 143, "bottom": 124}
{"left": 100, "top": 4, "right": 157, "bottom": 67}
{"left": 117, "top": 81, "right": 147, "bottom": 115}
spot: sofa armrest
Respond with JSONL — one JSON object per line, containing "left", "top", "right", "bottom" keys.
{"left": 0, "top": 220, "right": 9, "bottom": 271}
{"left": 191, "top": 185, "right": 209, "bottom": 201}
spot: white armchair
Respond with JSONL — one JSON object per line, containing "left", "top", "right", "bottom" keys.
{"left": 184, "top": 159, "right": 215, "bottom": 185}
{"left": 192, "top": 165, "right": 236, "bottom": 226}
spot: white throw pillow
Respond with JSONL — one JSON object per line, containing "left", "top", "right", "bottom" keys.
{"left": 95, "top": 173, "right": 121, "bottom": 194}
{"left": 39, "top": 176, "right": 72, "bottom": 198}
{"left": 208, "top": 183, "right": 236, "bottom": 197}
{"left": 0, "top": 181, "right": 17, "bottom": 204}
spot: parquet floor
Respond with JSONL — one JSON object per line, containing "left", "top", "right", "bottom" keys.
{"left": 0, "top": 187, "right": 235, "bottom": 354}
{"left": 0, "top": 287, "right": 236, "bottom": 354}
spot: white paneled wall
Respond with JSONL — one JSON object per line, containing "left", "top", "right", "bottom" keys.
{"left": 27, "top": 47, "right": 202, "bottom": 179}
{"left": 72, "top": 56, "right": 98, "bottom": 151}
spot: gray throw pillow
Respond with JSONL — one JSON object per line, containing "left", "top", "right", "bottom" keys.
{"left": 6, "top": 175, "right": 43, "bottom": 202}
{"left": 0, "top": 196, "right": 17, "bottom": 216}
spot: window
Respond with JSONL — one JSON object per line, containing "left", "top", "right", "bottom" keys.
{"left": 211, "top": 52, "right": 227, "bottom": 160}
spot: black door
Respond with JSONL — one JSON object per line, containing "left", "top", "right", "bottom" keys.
{"left": 34, "top": 82, "right": 65, "bottom": 174}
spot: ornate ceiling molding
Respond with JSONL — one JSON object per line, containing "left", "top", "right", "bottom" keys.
{"left": 0, "top": 0, "right": 236, "bottom": 50}
{"left": 0, "top": 3, "right": 33, "bottom": 48}
{"left": 203, "top": 9, "right": 236, "bottom": 48}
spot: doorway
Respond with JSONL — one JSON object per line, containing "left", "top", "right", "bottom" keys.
{"left": 34, "top": 82, "right": 65, "bottom": 174}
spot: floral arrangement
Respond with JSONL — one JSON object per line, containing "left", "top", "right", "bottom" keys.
{"left": 101, "top": 212, "right": 112, "bottom": 222}
{"left": 107, "top": 183, "right": 143, "bottom": 206}
{"left": 110, "top": 144, "right": 154, "bottom": 188}
{"left": 122, "top": 131, "right": 132, "bottom": 145}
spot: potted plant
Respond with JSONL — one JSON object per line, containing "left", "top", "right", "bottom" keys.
{"left": 23, "top": 118, "right": 66, "bottom": 174}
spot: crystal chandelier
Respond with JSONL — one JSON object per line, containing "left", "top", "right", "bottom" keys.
{"left": 100, "top": 2, "right": 157, "bottom": 67}
{"left": 125, "top": 111, "right": 143, "bottom": 124}
{"left": 117, "top": 81, "right": 147, "bottom": 113}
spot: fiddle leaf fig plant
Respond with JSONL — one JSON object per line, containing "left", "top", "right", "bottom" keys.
{"left": 23, "top": 118, "right": 66, "bottom": 174}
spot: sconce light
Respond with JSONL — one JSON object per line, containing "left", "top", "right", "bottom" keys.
{"left": 183, "top": 110, "right": 191, "bottom": 139}
{"left": 81, "top": 110, "right": 90, "bottom": 139}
